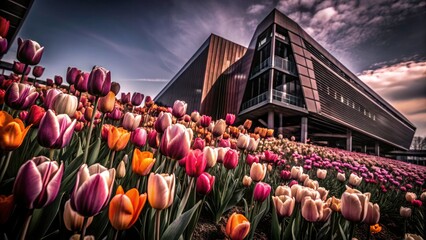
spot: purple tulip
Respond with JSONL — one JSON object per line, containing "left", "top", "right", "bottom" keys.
{"left": 37, "top": 110, "right": 77, "bottom": 149}
{"left": 131, "top": 92, "right": 144, "bottom": 106}
{"left": 0, "top": 36, "right": 7, "bottom": 55}
{"left": 75, "top": 72, "right": 89, "bottom": 92}
{"left": 120, "top": 92, "right": 130, "bottom": 104}
{"left": 172, "top": 100, "right": 187, "bottom": 119}
{"left": 199, "top": 115, "right": 212, "bottom": 128}
{"left": 44, "top": 88, "right": 62, "bottom": 109}
{"left": 192, "top": 137, "right": 205, "bottom": 150}
{"left": 160, "top": 123, "right": 192, "bottom": 160}
{"left": 110, "top": 82, "right": 120, "bottom": 95}
{"left": 226, "top": 113, "right": 235, "bottom": 125}
{"left": 32, "top": 66, "right": 45, "bottom": 78}
{"left": 107, "top": 107, "right": 123, "bottom": 120}
{"left": 130, "top": 127, "right": 148, "bottom": 147}
{"left": 13, "top": 156, "right": 64, "bottom": 209}
{"left": 5, "top": 82, "right": 39, "bottom": 110}
{"left": 87, "top": 66, "right": 111, "bottom": 97}
{"left": 70, "top": 164, "right": 116, "bottom": 217}
{"left": 16, "top": 38, "right": 44, "bottom": 65}
{"left": 66, "top": 67, "right": 81, "bottom": 85}
{"left": 218, "top": 138, "right": 230, "bottom": 148}
{"left": 147, "top": 130, "right": 159, "bottom": 148}
{"left": 46, "top": 78, "right": 54, "bottom": 86}
{"left": 154, "top": 112, "right": 172, "bottom": 134}
{"left": 12, "top": 61, "right": 26, "bottom": 74}
{"left": 54, "top": 75, "right": 63, "bottom": 86}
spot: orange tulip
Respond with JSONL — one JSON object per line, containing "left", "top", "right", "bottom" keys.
{"left": 226, "top": 213, "right": 250, "bottom": 240}
{"left": 107, "top": 126, "right": 130, "bottom": 151}
{"left": 98, "top": 91, "right": 116, "bottom": 113}
{"left": 0, "top": 111, "right": 31, "bottom": 151}
{"left": 0, "top": 195, "right": 14, "bottom": 224}
{"left": 109, "top": 186, "right": 147, "bottom": 230}
{"left": 132, "top": 149, "right": 155, "bottom": 176}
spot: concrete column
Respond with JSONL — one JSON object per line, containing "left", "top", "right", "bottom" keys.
{"left": 279, "top": 114, "right": 283, "bottom": 134}
{"left": 374, "top": 142, "right": 380, "bottom": 156}
{"left": 268, "top": 111, "right": 274, "bottom": 129}
{"left": 346, "top": 129, "right": 352, "bottom": 152}
{"left": 363, "top": 145, "right": 367, "bottom": 153}
{"left": 301, "top": 117, "right": 308, "bottom": 143}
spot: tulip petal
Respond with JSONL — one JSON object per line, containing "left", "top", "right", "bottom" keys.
{"left": 38, "top": 110, "right": 60, "bottom": 148}
{"left": 42, "top": 162, "right": 64, "bottom": 207}
{"left": 13, "top": 161, "right": 42, "bottom": 209}
{"left": 74, "top": 174, "right": 109, "bottom": 216}
{"left": 148, "top": 173, "right": 169, "bottom": 210}
{"left": 109, "top": 195, "right": 133, "bottom": 230}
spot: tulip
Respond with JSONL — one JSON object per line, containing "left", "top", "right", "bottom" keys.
{"left": 147, "top": 130, "right": 159, "bottom": 148}
{"left": 246, "top": 154, "right": 259, "bottom": 166}
{"left": 192, "top": 137, "right": 205, "bottom": 150}
{"left": 52, "top": 93, "right": 78, "bottom": 117}
{"left": 13, "top": 61, "right": 27, "bottom": 74}
{"left": 196, "top": 172, "right": 215, "bottom": 195}
{"left": 326, "top": 196, "right": 341, "bottom": 212}
{"left": 212, "top": 119, "right": 226, "bottom": 137}
{"left": 120, "top": 92, "right": 130, "bottom": 104}
{"left": 199, "top": 115, "right": 212, "bottom": 128}
{"left": 316, "top": 169, "right": 327, "bottom": 180}
{"left": 317, "top": 187, "right": 329, "bottom": 201}
{"left": 107, "top": 107, "right": 123, "bottom": 120}
{"left": 421, "top": 192, "right": 426, "bottom": 202}
{"left": 250, "top": 163, "right": 267, "bottom": 182}
{"left": 87, "top": 66, "right": 111, "bottom": 97}
{"left": 253, "top": 182, "right": 271, "bottom": 202}
{"left": 364, "top": 202, "right": 380, "bottom": 225}
{"left": 5, "top": 82, "right": 39, "bottom": 110}
{"left": 243, "top": 119, "right": 252, "bottom": 130}
{"left": 191, "top": 111, "right": 200, "bottom": 122}
{"left": 304, "top": 178, "right": 319, "bottom": 190}
{"left": 236, "top": 134, "right": 250, "bottom": 150}
{"left": 223, "top": 149, "right": 239, "bottom": 169}
{"left": 37, "top": 110, "right": 76, "bottom": 149}
{"left": 0, "top": 37, "right": 7, "bottom": 55}
{"left": 66, "top": 67, "right": 81, "bottom": 85}
{"left": 172, "top": 100, "right": 187, "bottom": 118}
{"left": 147, "top": 173, "right": 175, "bottom": 210}
{"left": 273, "top": 195, "right": 295, "bottom": 218}
{"left": 0, "top": 195, "right": 14, "bottom": 224}
{"left": 204, "top": 146, "right": 218, "bottom": 168}
{"left": 184, "top": 149, "right": 207, "bottom": 177}
{"left": 131, "top": 92, "right": 144, "bottom": 106}
{"left": 54, "top": 75, "right": 63, "bottom": 86}
{"left": 122, "top": 112, "right": 141, "bottom": 131}
{"left": 160, "top": 123, "right": 191, "bottom": 160}
{"left": 107, "top": 126, "right": 131, "bottom": 151}
{"left": 110, "top": 82, "right": 120, "bottom": 95}
{"left": 400, "top": 206, "right": 412, "bottom": 218}
{"left": 130, "top": 127, "right": 148, "bottom": 148}
{"left": 109, "top": 186, "right": 147, "bottom": 230}
{"left": 32, "top": 65, "right": 45, "bottom": 78}
{"left": 0, "top": 17, "right": 10, "bottom": 38}
{"left": 98, "top": 91, "right": 115, "bottom": 113}
{"left": 154, "top": 111, "right": 172, "bottom": 133}
{"left": 43, "top": 88, "right": 61, "bottom": 109}
{"left": 301, "top": 196, "right": 332, "bottom": 222}
{"left": 19, "top": 110, "right": 28, "bottom": 122}
{"left": 13, "top": 156, "right": 64, "bottom": 209}
{"left": 341, "top": 188, "right": 370, "bottom": 222}
{"left": 132, "top": 149, "right": 155, "bottom": 176}
{"left": 242, "top": 176, "right": 252, "bottom": 187}
{"left": 218, "top": 138, "right": 231, "bottom": 148}
{"left": 63, "top": 200, "right": 93, "bottom": 231}
{"left": 70, "top": 164, "right": 116, "bottom": 217}
{"left": 16, "top": 38, "right": 44, "bottom": 65}
{"left": 0, "top": 111, "right": 31, "bottom": 151}
{"left": 247, "top": 138, "right": 259, "bottom": 151}
{"left": 290, "top": 166, "right": 303, "bottom": 180}
{"left": 46, "top": 78, "right": 54, "bottom": 86}
{"left": 75, "top": 72, "right": 89, "bottom": 92}
{"left": 337, "top": 172, "right": 346, "bottom": 182}
{"left": 69, "top": 235, "right": 95, "bottom": 240}
{"left": 226, "top": 213, "right": 250, "bottom": 240}
{"left": 226, "top": 113, "right": 235, "bottom": 125}
{"left": 348, "top": 173, "right": 362, "bottom": 186}
{"left": 412, "top": 199, "right": 422, "bottom": 207}
{"left": 405, "top": 192, "right": 417, "bottom": 202}
{"left": 275, "top": 186, "right": 291, "bottom": 197}
{"left": 117, "top": 161, "right": 126, "bottom": 179}
{"left": 280, "top": 170, "right": 291, "bottom": 180}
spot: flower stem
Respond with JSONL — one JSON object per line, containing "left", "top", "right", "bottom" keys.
{"left": 348, "top": 221, "right": 355, "bottom": 240}
{"left": 0, "top": 151, "right": 13, "bottom": 183}
{"left": 109, "top": 151, "right": 116, "bottom": 168}
{"left": 20, "top": 64, "right": 28, "bottom": 83}
{"left": 155, "top": 210, "right": 162, "bottom": 240}
{"left": 19, "top": 209, "right": 33, "bottom": 240}
{"left": 176, "top": 177, "right": 195, "bottom": 217}
{"left": 113, "top": 229, "right": 120, "bottom": 240}
{"left": 49, "top": 148, "right": 55, "bottom": 161}
{"left": 80, "top": 217, "right": 89, "bottom": 240}
{"left": 83, "top": 96, "right": 99, "bottom": 164}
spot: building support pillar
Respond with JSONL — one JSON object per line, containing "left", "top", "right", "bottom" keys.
{"left": 268, "top": 111, "right": 274, "bottom": 129}
{"left": 279, "top": 114, "right": 283, "bottom": 134}
{"left": 363, "top": 145, "right": 367, "bottom": 153}
{"left": 346, "top": 129, "right": 352, "bottom": 152}
{"left": 301, "top": 117, "right": 308, "bottom": 144}
{"left": 374, "top": 142, "right": 380, "bottom": 156}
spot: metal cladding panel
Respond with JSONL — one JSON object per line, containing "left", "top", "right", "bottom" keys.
{"left": 155, "top": 46, "right": 209, "bottom": 112}
{"left": 312, "top": 59, "right": 415, "bottom": 149}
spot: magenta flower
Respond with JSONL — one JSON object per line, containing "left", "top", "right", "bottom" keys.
{"left": 12, "top": 61, "right": 28, "bottom": 75}
{"left": 46, "top": 78, "right": 54, "bottom": 87}
{"left": 130, "top": 127, "right": 147, "bottom": 148}
{"left": 13, "top": 156, "right": 64, "bottom": 209}
{"left": 264, "top": 150, "right": 279, "bottom": 163}
{"left": 5, "top": 82, "right": 39, "bottom": 110}
{"left": 120, "top": 92, "right": 130, "bottom": 104}
{"left": 16, "top": 38, "right": 44, "bottom": 65}
{"left": 107, "top": 107, "right": 123, "bottom": 120}
{"left": 37, "top": 110, "right": 77, "bottom": 149}
{"left": 154, "top": 111, "right": 172, "bottom": 134}
{"left": 87, "top": 66, "right": 111, "bottom": 97}
{"left": 225, "top": 113, "right": 235, "bottom": 125}
{"left": 184, "top": 149, "right": 207, "bottom": 177}
{"left": 199, "top": 115, "right": 212, "bottom": 128}
{"left": 0, "top": 36, "right": 7, "bottom": 55}
{"left": 223, "top": 149, "right": 239, "bottom": 169}
{"left": 54, "top": 75, "right": 63, "bottom": 86}
{"left": 218, "top": 138, "right": 231, "bottom": 148}
{"left": 70, "top": 164, "right": 116, "bottom": 217}
{"left": 131, "top": 92, "right": 144, "bottom": 106}
{"left": 147, "top": 130, "right": 159, "bottom": 148}
{"left": 32, "top": 65, "right": 45, "bottom": 78}
{"left": 172, "top": 100, "right": 187, "bottom": 119}
{"left": 160, "top": 123, "right": 192, "bottom": 160}
{"left": 75, "top": 72, "right": 89, "bottom": 92}
{"left": 66, "top": 67, "right": 81, "bottom": 85}
{"left": 43, "top": 88, "right": 62, "bottom": 109}
{"left": 246, "top": 154, "right": 259, "bottom": 166}
{"left": 253, "top": 182, "right": 271, "bottom": 202}
{"left": 196, "top": 172, "right": 215, "bottom": 195}
{"left": 192, "top": 137, "right": 205, "bottom": 150}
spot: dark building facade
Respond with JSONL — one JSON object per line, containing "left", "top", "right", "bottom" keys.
{"left": 155, "top": 9, "right": 416, "bottom": 154}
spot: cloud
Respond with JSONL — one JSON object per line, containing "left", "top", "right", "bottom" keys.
{"left": 358, "top": 60, "right": 426, "bottom": 136}
{"left": 247, "top": 4, "right": 266, "bottom": 15}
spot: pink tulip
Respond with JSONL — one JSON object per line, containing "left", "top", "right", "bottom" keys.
{"left": 223, "top": 149, "right": 239, "bottom": 169}
{"left": 37, "top": 110, "right": 77, "bottom": 149}
{"left": 253, "top": 182, "right": 271, "bottom": 202}
{"left": 196, "top": 172, "right": 215, "bottom": 195}
{"left": 184, "top": 149, "right": 207, "bottom": 177}
{"left": 160, "top": 124, "right": 191, "bottom": 160}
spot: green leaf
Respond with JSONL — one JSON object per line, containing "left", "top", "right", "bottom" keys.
{"left": 338, "top": 222, "right": 347, "bottom": 240}
{"left": 87, "top": 137, "right": 102, "bottom": 165}
{"left": 28, "top": 192, "right": 65, "bottom": 239}
{"left": 270, "top": 200, "right": 281, "bottom": 240}
{"left": 161, "top": 201, "right": 202, "bottom": 240}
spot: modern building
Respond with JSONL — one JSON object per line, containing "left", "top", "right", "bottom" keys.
{"left": 155, "top": 9, "right": 416, "bottom": 154}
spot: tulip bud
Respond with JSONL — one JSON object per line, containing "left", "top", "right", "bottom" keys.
{"left": 160, "top": 124, "right": 191, "bottom": 160}
{"left": 147, "top": 130, "right": 159, "bottom": 148}
{"left": 246, "top": 154, "right": 259, "bottom": 166}
{"left": 364, "top": 202, "right": 380, "bottom": 225}
{"left": 326, "top": 196, "right": 341, "bottom": 212}
{"left": 0, "top": 195, "right": 14, "bottom": 224}
{"left": 32, "top": 65, "right": 45, "bottom": 78}
{"left": 190, "top": 111, "right": 200, "bottom": 122}
{"left": 204, "top": 146, "right": 218, "bottom": 168}
{"left": 38, "top": 110, "right": 76, "bottom": 149}
{"left": 253, "top": 182, "right": 271, "bottom": 202}
{"left": 132, "top": 149, "right": 155, "bottom": 176}
{"left": 275, "top": 185, "right": 292, "bottom": 197}
{"left": 400, "top": 206, "right": 412, "bottom": 218}
{"left": 421, "top": 192, "right": 426, "bottom": 202}
{"left": 172, "top": 100, "right": 187, "bottom": 118}
{"left": 54, "top": 75, "right": 63, "bottom": 86}
{"left": 184, "top": 149, "right": 207, "bottom": 177}
{"left": 66, "top": 67, "right": 81, "bottom": 85}
{"left": 19, "top": 110, "right": 28, "bottom": 122}
{"left": 217, "top": 147, "right": 229, "bottom": 163}
{"left": 223, "top": 149, "right": 239, "bottom": 169}
{"left": 280, "top": 170, "right": 291, "bottom": 180}
{"left": 236, "top": 134, "right": 250, "bottom": 150}
{"left": 154, "top": 111, "right": 172, "bottom": 134}
{"left": 0, "top": 37, "right": 7, "bottom": 55}
{"left": 75, "top": 72, "right": 89, "bottom": 92}
{"left": 0, "top": 111, "right": 31, "bottom": 151}
{"left": 117, "top": 161, "right": 126, "bottom": 179}
{"left": 196, "top": 172, "right": 215, "bottom": 195}
{"left": 243, "top": 119, "right": 252, "bottom": 130}
{"left": 130, "top": 127, "right": 148, "bottom": 148}
{"left": 341, "top": 189, "right": 370, "bottom": 222}
{"left": 13, "top": 156, "right": 64, "bottom": 209}
{"left": 290, "top": 166, "right": 303, "bottom": 180}
{"left": 17, "top": 38, "right": 44, "bottom": 65}
{"left": 242, "top": 176, "right": 252, "bottom": 187}
{"left": 405, "top": 192, "right": 417, "bottom": 202}
{"left": 226, "top": 213, "right": 250, "bottom": 240}
{"left": 25, "top": 105, "right": 45, "bottom": 127}
{"left": 337, "top": 172, "right": 346, "bottom": 182}
{"left": 225, "top": 113, "right": 235, "bottom": 125}
{"left": 131, "top": 92, "right": 144, "bottom": 106}
{"left": 98, "top": 91, "right": 116, "bottom": 113}
{"left": 212, "top": 119, "right": 226, "bottom": 137}
{"left": 0, "top": 17, "right": 10, "bottom": 38}
{"left": 199, "top": 115, "right": 212, "bottom": 128}
{"left": 87, "top": 66, "right": 111, "bottom": 97}
{"left": 63, "top": 200, "right": 93, "bottom": 231}
{"left": 273, "top": 195, "right": 295, "bottom": 218}
{"left": 247, "top": 138, "right": 259, "bottom": 151}
{"left": 218, "top": 138, "right": 231, "bottom": 148}
{"left": 52, "top": 93, "right": 78, "bottom": 117}
{"left": 316, "top": 169, "right": 327, "bottom": 180}
{"left": 147, "top": 173, "right": 175, "bottom": 210}
{"left": 301, "top": 196, "right": 331, "bottom": 222}
{"left": 348, "top": 173, "right": 362, "bottom": 186}
{"left": 107, "top": 107, "right": 123, "bottom": 120}
{"left": 110, "top": 82, "right": 120, "bottom": 95}
{"left": 250, "top": 163, "right": 267, "bottom": 182}
{"left": 109, "top": 186, "right": 147, "bottom": 230}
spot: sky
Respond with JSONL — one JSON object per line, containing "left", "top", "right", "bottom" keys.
{"left": 2, "top": 0, "right": 426, "bottom": 136}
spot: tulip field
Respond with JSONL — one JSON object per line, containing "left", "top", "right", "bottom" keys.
{"left": 1, "top": 37, "right": 426, "bottom": 240}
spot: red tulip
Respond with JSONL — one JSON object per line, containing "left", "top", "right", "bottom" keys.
{"left": 199, "top": 115, "right": 212, "bottom": 128}
{"left": 0, "top": 16, "right": 10, "bottom": 38}
{"left": 192, "top": 137, "right": 205, "bottom": 150}
{"left": 226, "top": 113, "right": 235, "bottom": 125}
{"left": 184, "top": 149, "right": 207, "bottom": 177}
{"left": 0, "top": 37, "right": 7, "bottom": 55}
{"left": 223, "top": 149, "right": 239, "bottom": 169}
